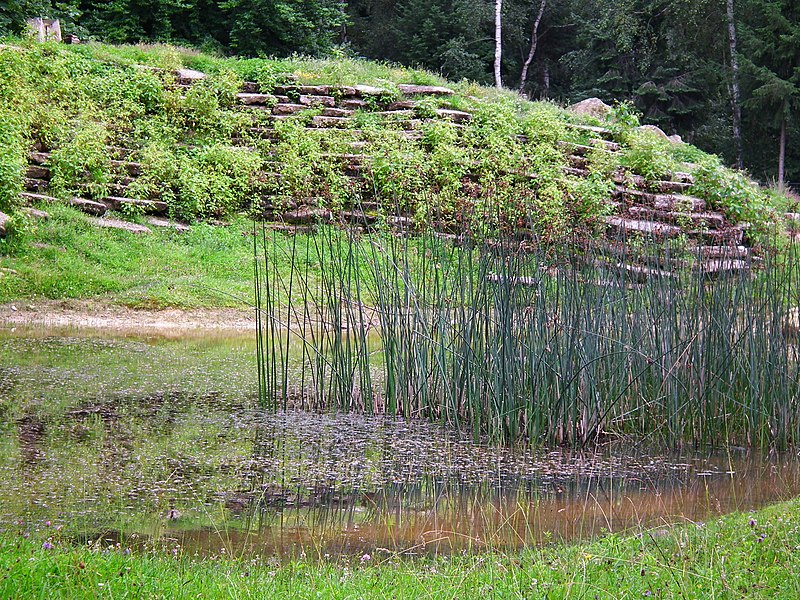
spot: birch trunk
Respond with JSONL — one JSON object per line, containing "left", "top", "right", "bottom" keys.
{"left": 779, "top": 117, "right": 786, "bottom": 192}
{"left": 726, "top": 0, "right": 744, "bottom": 169}
{"left": 519, "top": 0, "right": 547, "bottom": 93}
{"left": 494, "top": 0, "right": 503, "bottom": 88}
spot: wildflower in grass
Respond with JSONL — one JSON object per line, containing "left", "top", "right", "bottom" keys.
{"left": 360, "top": 553, "right": 371, "bottom": 563}
{"left": 42, "top": 540, "right": 53, "bottom": 550}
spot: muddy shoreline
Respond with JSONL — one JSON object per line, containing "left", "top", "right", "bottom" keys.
{"left": 0, "top": 299, "right": 255, "bottom": 335}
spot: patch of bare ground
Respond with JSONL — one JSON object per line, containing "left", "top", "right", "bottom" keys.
{"left": 0, "top": 299, "right": 255, "bottom": 337}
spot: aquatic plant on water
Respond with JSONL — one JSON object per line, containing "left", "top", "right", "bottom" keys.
{"left": 254, "top": 224, "right": 800, "bottom": 450}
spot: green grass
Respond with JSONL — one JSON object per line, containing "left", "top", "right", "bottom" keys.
{"left": 2, "top": 499, "right": 799, "bottom": 598}
{"left": 0, "top": 204, "right": 258, "bottom": 308}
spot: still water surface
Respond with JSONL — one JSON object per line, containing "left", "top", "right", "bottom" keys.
{"left": 1, "top": 324, "right": 799, "bottom": 558}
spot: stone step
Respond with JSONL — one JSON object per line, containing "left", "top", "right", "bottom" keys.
{"left": 588, "top": 238, "right": 688, "bottom": 268}
{"left": 311, "top": 115, "right": 352, "bottom": 128}
{"left": 354, "top": 84, "right": 392, "bottom": 97}
{"left": 108, "top": 146, "right": 135, "bottom": 160}
{"left": 593, "top": 258, "right": 676, "bottom": 283}
{"left": 0, "top": 211, "right": 9, "bottom": 237}
{"left": 612, "top": 171, "right": 647, "bottom": 188}
{"left": 298, "top": 94, "right": 336, "bottom": 107}
{"left": 673, "top": 172, "right": 694, "bottom": 184}
{"left": 70, "top": 197, "right": 107, "bottom": 216}
{"left": 272, "top": 84, "right": 353, "bottom": 97}
{"left": 559, "top": 141, "right": 611, "bottom": 156}
{"left": 435, "top": 108, "right": 472, "bottom": 122}
{"left": 692, "top": 226, "right": 745, "bottom": 245}
{"left": 615, "top": 188, "right": 707, "bottom": 212}
{"left": 240, "top": 75, "right": 296, "bottom": 94}
{"left": 566, "top": 123, "right": 615, "bottom": 140}
{"left": 28, "top": 151, "right": 50, "bottom": 165}
{"left": 397, "top": 84, "right": 454, "bottom": 96}
{"left": 694, "top": 245, "right": 750, "bottom": 260}
{"left": 568, "top": 155, "right": 589, "bottom": 169}
{"left": 604, "top": 216, "right": 682, "bottom": 239}
{"left": 282, "top": 206, "right": 334, "bottom": 224}
{"left": 110, "top": 160, "right": 142, "bottom": 177}
{"left": 105, "top": 183, "right": 132, "bottom": 196}
{"left": 318, "top": 153, "right": 365, "bottom": 165}
{"left": 321, "top": 107, "right": 354, "bottom": 118}
{"left": 20, "top": 192, "right": 57, "bottom": 204}
{"left": 375, "top": 109, "right": 416, "bottom": 119}
{"left": 101, "top": 196, "right": 168, "bottom": 215}
{"left": 89, "top": 217, "right": 151, "bottom": 234}
{"left": 591, "top": 138, "right": 620, "bottom": 152}
{"left": 627, "top": 206, "right": 726, "bottom": 229}
{"left": 26, "top": 165, "right": 50, "bottom": 179}
{"left": 175, "top": 68, "right": 206, "bottom": 86}
{"left": 145, "top": 217, "right": 191, "bottom": 232}
{"left": 652, "top": 180, "right": 692, "bottom": 194}
{"left": 563, "top": 166, "right": 590, "bottom": 178}
{"left": 340, "top": 98, "right": 369, "bottom": 110}
{"left": 385, "top": 100, "right": 416, "bottom": 111}
{"left": 24, "top": 178, "right": 49, "bottom": 192}
{"left": 338, "top": 209, "right": 379, "bottom": 224}
{"left": 271, "top": 102, "right": 307, "bottom": 115}
{"left": 237, "top": 92, "right": 277, "bottom": 106}
{"left": 696, "top": 259, "right": 750, "bottom": 278}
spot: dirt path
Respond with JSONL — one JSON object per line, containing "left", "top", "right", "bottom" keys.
{"left": 0, "top": 299, "right": 255, "bottom": 334}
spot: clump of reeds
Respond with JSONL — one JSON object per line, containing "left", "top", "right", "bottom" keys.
{"left": 254, "top": 224, "right": 800, "bottom": 450}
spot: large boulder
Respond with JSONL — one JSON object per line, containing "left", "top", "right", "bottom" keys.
{"left": 568, "top": 98, "right": 612, "bottom": 119}
{"left": 637, "top": 124, "right": 670, "bottom": 141}
{"left": 176, "top": 68, "right": 206, "bottom": 85}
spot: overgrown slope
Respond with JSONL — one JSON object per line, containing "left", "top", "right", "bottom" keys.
{"left": 0, "top": 39, "right": 795, "bottom": 304}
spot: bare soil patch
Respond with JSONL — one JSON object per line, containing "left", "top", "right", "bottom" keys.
{"left": 0, "top": 299, "right": 254, "bottom": 336}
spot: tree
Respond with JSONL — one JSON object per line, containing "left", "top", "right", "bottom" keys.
{"left": 738, "top": 0, "right": 800, "bottom": 189}
{"left": 726, "top": 0, "right": 743, "bottom": 169}
{"left": 518, "top": 0, "right": 546, "bottom": 93}
{"left": 494, "top": 0, "right": 502, "bottom": 87}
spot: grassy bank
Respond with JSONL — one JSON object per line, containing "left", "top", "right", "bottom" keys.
{"left": 0, "top": 204, "right": 256, "bottom": 308}
{"left": 2, "top": 499, "right": 798, "bottom": 598}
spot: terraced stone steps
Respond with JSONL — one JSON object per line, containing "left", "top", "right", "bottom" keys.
{"left": 14, "top": 69, "right": 788, "bottom": 282}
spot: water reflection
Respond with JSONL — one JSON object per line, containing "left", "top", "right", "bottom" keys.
{"left": 1, "top": 325, "right": 799, "bottom": 558}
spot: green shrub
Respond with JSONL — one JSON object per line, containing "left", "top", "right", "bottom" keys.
{"left": 690, "top": 156, "right": 783, "bottom": 243}
{"left": 50, "top": 122, "right": 112, "bottom": 200}
{"left": 618, "top": 129, "right": 676, "bottom": 182}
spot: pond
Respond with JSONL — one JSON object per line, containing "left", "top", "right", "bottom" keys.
{"left": 2, "top": 324, "right": 800, "bottom": 559}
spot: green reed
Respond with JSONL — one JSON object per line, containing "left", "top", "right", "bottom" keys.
{"left": 255, "top": 225, "right": 800, "bottom": 450}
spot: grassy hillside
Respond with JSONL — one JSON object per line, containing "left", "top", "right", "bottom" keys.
{"left": 0, "top": 39, "right": 794, "bottom": 306}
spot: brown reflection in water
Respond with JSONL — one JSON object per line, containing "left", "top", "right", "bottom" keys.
{"left": 87, "top": 454, "right": 800, "bottom": 559}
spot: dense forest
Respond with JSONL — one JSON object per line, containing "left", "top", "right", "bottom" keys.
{"left": 1, "top": 0, "right": 797, "bottom": 187}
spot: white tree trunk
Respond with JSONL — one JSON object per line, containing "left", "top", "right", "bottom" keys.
{"left": 726, "top": 0, "right": 744, "bottom": 169}
{"left": 779, "top": 117, "right": 786, "bottom": 192}
{"left": 519, "top": 0, "right": 547, "bottom": 93}
{"left": 494, "top": 0, "right": 503, "bottom": 89}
